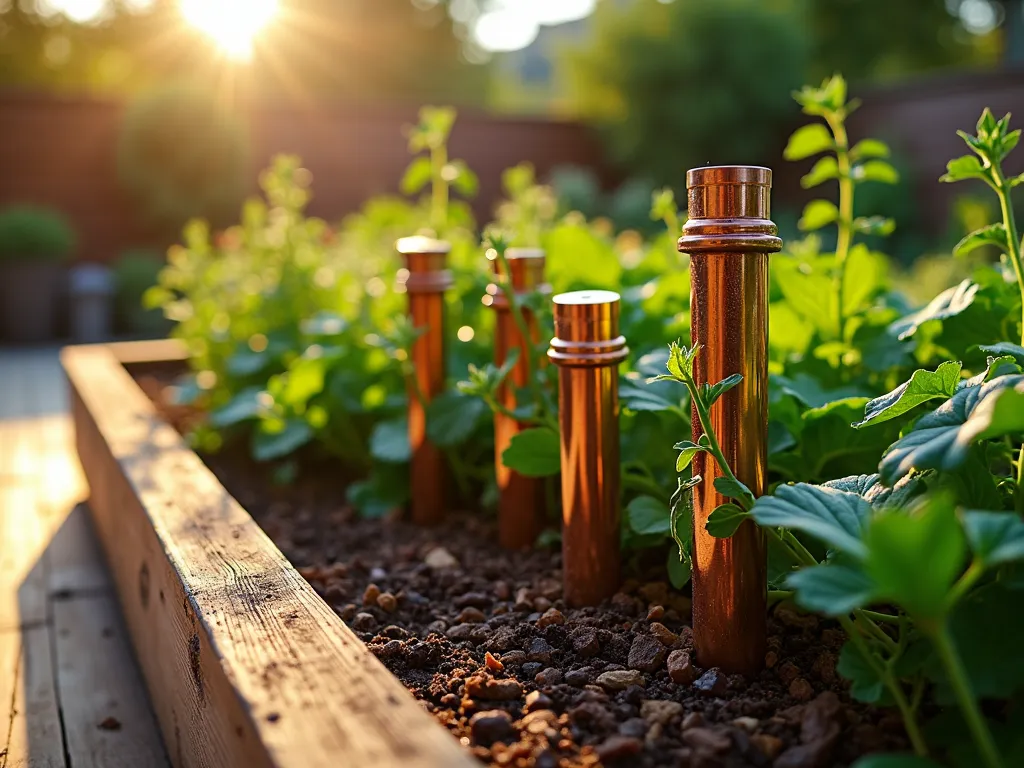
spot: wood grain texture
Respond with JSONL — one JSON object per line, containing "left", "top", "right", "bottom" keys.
{"left": 62, "top": 344, "right": 475, "bottom": 768}
{"left": 0, "top": 625, "right": 66, "bottom": 768}
{"left": 53, "top": 594, "right": 169, "bottom": 768}
{"left": 0, "top": 483, "right": 48, "bottom": 631}
{"left": 47, "top": 504, "right": 110, "bottom": 596}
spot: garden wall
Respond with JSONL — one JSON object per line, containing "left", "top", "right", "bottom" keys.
{"left": 0, "top": 93, "right": 609, "bottom": 263}
{"left": 2, "top": 68, "right": 1024, "bottom": 263}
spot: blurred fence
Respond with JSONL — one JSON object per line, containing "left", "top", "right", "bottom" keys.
{"left": 2, "top": 69, "right": 1024, "bottom": 263}
{"left": 0, "top": 93, "right": 609, "bottom": 262}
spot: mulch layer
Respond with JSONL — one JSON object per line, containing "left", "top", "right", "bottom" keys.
{"left": 138, "top": 373, "right": 911, "bottom": 768}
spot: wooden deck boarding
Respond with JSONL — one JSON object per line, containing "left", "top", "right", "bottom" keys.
{"left": 0, "top": 347, "right": 169, "bottom": 768}
{"left": 61, "top": 341, "right": 476, "bottom": 768}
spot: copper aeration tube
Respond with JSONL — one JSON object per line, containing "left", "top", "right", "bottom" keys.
{"left": 548, "top": 290, "right": 629, "bottom": 607}
{"left": 678, "top": 166, "right": 782, "bottom": 677}
{"left": 487, "top": 248, "right": 550, "bottom": 549}
{"left": 397, "top": 236, "right": 453, "bottom": 526}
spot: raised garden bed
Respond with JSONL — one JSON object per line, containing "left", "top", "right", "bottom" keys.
{"left": 64, "top": 340, "right": 910, "bottom": 768}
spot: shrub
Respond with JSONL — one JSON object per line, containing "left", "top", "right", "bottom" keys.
{"left": 113, "top": 249, "right": 170, "bottom": 337}
{"left": 117, "top": 84, "right": 249, "bottom": 233}
{"left": 0, "top": 206, "right": 75, "bottom": 263}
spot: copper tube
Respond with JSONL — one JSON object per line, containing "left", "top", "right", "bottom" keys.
{"left": 548, "top": 290, "right": 629, "bottom": 607}
{"left": 678, "top": 166, "right": 782, "bottom": 676}
{"left": 397, "top": 236, "right": 453, "bottom": 526}
{"left": 487, "top": 248, "right": 551, "bottom": 549}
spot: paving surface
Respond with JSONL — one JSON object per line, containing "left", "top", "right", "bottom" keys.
{"left": 0, "top": 347, "right": 169, "bottom": 768}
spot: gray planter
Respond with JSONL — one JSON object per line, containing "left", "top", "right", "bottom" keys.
{"left": 0, "top": 261, "right": 63, "bottom": 344}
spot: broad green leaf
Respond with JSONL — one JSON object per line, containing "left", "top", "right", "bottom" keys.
{"left": 823, "top": 473, "right": 923, "bottom": 510}
{"left": 943, "top": 581, "right": 1024, "bottom": 701}
{"left": 842, "top": 245, "right": 888, "bottom": 316}
{"left": 798, "top": 398, "right": 901, "bottom": 480}
{"left": 543, "top": 222, "right": 621, "bottom": 290}
{"left": 369, "top": 417, "right": 411, "bottom": 463}
{"left": 865, "top": 495, "right": 965, "bottom": 621}
{"left": 783, "top": 123, "right": 834, "bottom": 160}
{"left": 854, "top": 361, "right": 963, "bottom": 428}
{"left": 801, "top": 156, "right": 839, "bottom": 188}
{"left": 852, "top": 160, "right": 899, "bottom": 184}
{"left": 252, "top": 418, "right": 314, "bottom": 461}
{"left": 962, "top": 510, "right": 1024, "bottom": 567}
{"left": 209, "top": 386, "right": 266, "bottom": 428}
{"left": 750, "top": 483, "right": 870, "bottom": 559}
{"left": 667, "top": 543, "right": 691, "bottom": 589}
{"left": 889, "top": 279, "right": 979, "bottom": 341}
{"left": 626, "top": 495, "right": 672, "bottom": 536}
{"left": 444, "top": 159, "right": 478, "bottom": 197}
{"left": 674, "top": 440, "right": 706, "bottom": 472}
{"left": 954, "top": 223, "right": 1008, "bottom": 257}
{"left": 879, "top": 375, "right": 1024, "bottom": 485}
{"left": 852, "top": 216, "right": 896, "bottom": 237}
{"left": 400, "top": 156, "right": 432, "bottom": 195}
{"left": 621, "top": 383, "right": 677, "bottom": 413}
{"left": 702, "top": 373, "right": 743, "bottom": 407}
{"left": 228, "top": 348, "right": 275, "bottom": 377}
{"left": 837, "top": 640, "right": 885, "bottom": 702}
{"left": 772, "top": 258, "right": 835, "bottom": 332}
{"left": 787, "top": 563, "right": 876, "bottom": 616}
{"left": 706, "top": 503, "right": 747, "bottom": 538}
{"left": 940, "top": 154, "right": 989, "bottom": 184}
{"left": 849, "top": 138, "right": 890, "bottom": 161}
{"left": 713, "top": 476, "right": 755, "bottom": 508}
{"left": 979, "top": 342, "right": 1024, "bottom": 366}
{"left": 798, "top": 199, "right": 839, "bottom": 231}
{"left": 426, "top": 391, "right": 487, "bottom": 447}
{"left": 275, "top": 355, "right": 326, "bottom": 407}
{"left": 851, "top": 755, "right": 945, "bottom": 768}
{"left": 502, "top": 427, "right": 561, "bottom": 477}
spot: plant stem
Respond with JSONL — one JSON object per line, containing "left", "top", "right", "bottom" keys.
{"left": 860, "top": 609, "right": 902, "bottom": 625}
{"left": 992, "top": 167, "right": 1024, "bottom": 344}
{"left": 431, "top": 142, "right": 448, "bottom": 235}
{"left": 687, "top": 382, "right": 750, "bottom": 509}
{"left": 827, "top": 112, "right": 854, "bottom": 342}
{"left": 1017, "top": 443, "right": 1024, "bottom": 516}
{"left": 838, "top": 613, "right": 930, "bottom": 757}
{"left": 932, "top": 625, "right": 1005, "bottom": 768}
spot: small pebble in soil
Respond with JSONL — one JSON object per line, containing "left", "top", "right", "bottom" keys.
{"left": 351, "top": 612, "right": 376, "bottom": 632}
{"left": 571, "top": 628, "right": 600, "bottom": 658}
{"left": 376, "top": 592, "right": 397, "bottom": 612}
{"left": 456, "top": 606, "right": 486, "bottom": 624}
{"left": 484, "top": 651, "right": 503, "bottom": 672}
{"left": 646, "top": 604, "right": 665, "bottom": 621}
{"left": 752, "top": 733, "right": 785, "bottom": 759}
{"left": 667, "top": 650, "right": 696, "bottom": 684}
{"left": 649, "top": 621, "right": 679, "bottom": 647}
{"left": 424, "top": 547, "right": 459, "bottom": 570}
{"left": 640, "top": 699, "right": 682, "bottom": 725}
{"left": 789, "top": 677, "right": 815, "bottom": 701}
{"left": 682, "top": 726, "right": 731, "bottom": 754}
{"left": 536, "top": 608, "right": 565, "bottom": 627}
{"left": 469, "top": 710, "right": 514, "bottom": 746}
{"left": 597, "top": 669, "right": 644, "bottom": 691}
{"left": 693, "top": 669, "right": 728, "bottom": 697}
{"left": 362, "top": 583, "right": 381, "bottom": 606}
{"left": 535, "top": 667, "right": 563, "bottom": 686}
{"left": 595, "top": 734, "right": 643, "bottom": 762}
{"left": 628, "top": 634, "right": 667, "bottom": 673}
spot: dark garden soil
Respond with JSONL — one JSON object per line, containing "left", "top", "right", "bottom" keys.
{"left": 137, "top": 372, "right": 911, "bottom": 768}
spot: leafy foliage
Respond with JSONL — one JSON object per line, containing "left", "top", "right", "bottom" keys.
{"left": 0, "top": 206, "right": 75, "bottom": 262}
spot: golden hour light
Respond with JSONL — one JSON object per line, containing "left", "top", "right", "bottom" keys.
{"left": 179, "top": 0, "right": 278, "bottom": 60}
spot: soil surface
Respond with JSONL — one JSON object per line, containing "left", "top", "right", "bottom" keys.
{"left": 138, "top": 373, "right": 911, "bottom": 768}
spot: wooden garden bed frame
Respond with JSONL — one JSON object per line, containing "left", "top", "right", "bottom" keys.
{"left": 61, "top": 340, "right": 476, "bottom": 768}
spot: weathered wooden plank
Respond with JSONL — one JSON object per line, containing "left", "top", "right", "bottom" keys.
{"left": 53, "top": 593, "right": 169, "bottom": 768}
{"left": 62, "top": 345, "right": 475, "bottom": 768}
{"left": 0, "top": 625, "right": 66, "bottom": 768}
{"left": 47, "top": 503, "right": 111, "bottom": 596}
{"left": 0, "top": 483, "right": 48, "bottom": 631}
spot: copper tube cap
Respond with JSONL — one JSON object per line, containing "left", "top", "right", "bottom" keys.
{"left": 486, "top": 248, "right": 551, "bottom": 309}
{"left": 548, "top": 290, "right": 629, "bottom": 367}
{"left": 396, "top": 238, "right": 454, "bottom": 293}
{"left": 679, "top": 166, "right": 782, "bottom": 254}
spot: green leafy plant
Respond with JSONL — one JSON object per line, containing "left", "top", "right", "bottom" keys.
{"left": 0, "top": 206, "right": 74, "bottom": 262}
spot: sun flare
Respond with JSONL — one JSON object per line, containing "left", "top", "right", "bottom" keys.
{"left": 180, "top": 0, "right": 279, "bottom": 60}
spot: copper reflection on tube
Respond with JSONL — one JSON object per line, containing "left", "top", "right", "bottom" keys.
{"left": 397, "top": 236, "right": 453, "bottom": 526}
{"left": 488, "top": 248, "right": 550, "bottom": 549}
{"left": 548, "top": 290, "right": 629, "bottom": 607}
{"left": 678, "top": 166, "right": 783, "bottom": 676}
